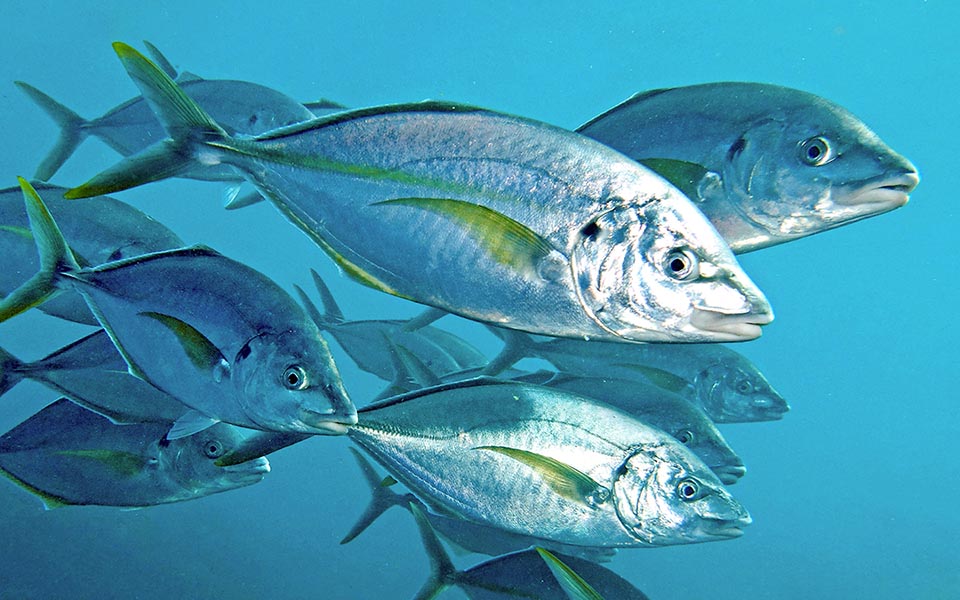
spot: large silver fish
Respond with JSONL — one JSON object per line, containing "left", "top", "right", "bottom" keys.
{"left": 348, "top": 378, "right": 751, "bottom": 550}
{"left": 67, "top": 43, "right": 772, "bottom": 344}
{"left": 577, "top": 82, "right": 919, "bottom": 253}
{"left": 0, "top": 331, "right": 189, "bottom": 424}
{"left": 0, "top": 179, "right": 356, "bottom": 438}
{"left": 0, "top": 399, "right": 269, "bottom": 508}
{"left": 487, "top": 328, "right": 788, "bottom": 423}
{"left": 0, "top": 182, "right": 184, "bottom": 325}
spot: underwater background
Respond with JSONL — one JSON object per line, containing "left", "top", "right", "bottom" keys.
{"left": 0, "top": 1, "right": 956, "bottom": 598}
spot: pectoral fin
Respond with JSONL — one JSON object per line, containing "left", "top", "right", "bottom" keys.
{"left": 476, "top": 445, "right": 608, "bottom": 507}
{"left": 167, "top": 409, "right": 220, "bottom": 440}
{"left": 615, "top": 363, "right": 689, "bottom": 394}
{"left": 536, "top": 548, "right": 606, "bottom": 600}
{"left": 54, "top": 449, "right": 149, "bottom": 477}
{"left": 638, "top": 158, "right": 711, "bottom": 202}
{"left": 139, "top": 311, "right": 230, "bottom": 379}
{"left": 375, "top": 198, "right": 556, "bottom": 276}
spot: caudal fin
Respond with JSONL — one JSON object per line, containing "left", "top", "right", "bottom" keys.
{"left": 0, "top": 179, "right": 78, "bottom": 323}
{"left": 410, "top": 503, "right": 458, "bottom": 600}
{"left": 14, "top": 82, "right": 89, "bottom": 181}
{"left": 340, "top": 447, "right": 417, "bottom": 545}
{"left": 0, "top": 346, "right": 26, "bottom": 398}
{"left": 65, "top": 42, "right": 228, "bottom": 199}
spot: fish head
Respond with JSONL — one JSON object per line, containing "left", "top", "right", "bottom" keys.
{"left": 160, "top": 423, "right": 270, "bottom": 494}
{"left": 694, "top": 357, "right": 789, "bottom": 422}
{"left": 571, "top": 194, "right": 773, "bottom": 342}
{"left": 668, "top": 414, "right": 746, "bottom": 486}
{"left": 613, "top": 441, "right": 751, "bottom": 545}
{"left": 722, "top": 103, "right": 919, "bottom": 245}
{"left": 230, "top": 328, "right": 357, "bottom": 434}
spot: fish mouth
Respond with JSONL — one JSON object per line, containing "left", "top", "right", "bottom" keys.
{"left": 690, "top": 308, "right": 773, "bottom": 341}
{"left": 702, "top": 513, "right": 753, "bottom": 539}
{"left": 712, "top": 464, "right": 747, "bottom": 485}
{"left": 220, "top": 456, "right": 271, "bottom": 478}
{"left": 299, "top": 406, "right": 359, "bottom": 435}
{"left": 837, "top": 171, "right": 919, "bottom": 209}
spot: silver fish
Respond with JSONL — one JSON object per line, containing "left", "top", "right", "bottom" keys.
{"left": 0, "top": 179, "right": 356, "bottom": 438}
{"left": 0, "top": 398, "right": 269, "bottom": 508}
{"left": 349, "top": 378, "right": 751, "bottom": 549}
{"left": 0, "top": 330, "right": 189, "bottom": 424}
{"left": 0, "top": 182, "right": 184, "bottom": 325}
{"left": 487, "top": 328, "right": 788, "bottom": 423}
{"left": 68, "top": 43, "right": 772, "bottom": 344}
{"left": 578, "top": 82, "right": 920, "bottom": 252}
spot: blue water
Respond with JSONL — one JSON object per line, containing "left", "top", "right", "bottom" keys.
{"left": 0, "top": 2, "right": 956, "bottom": 598}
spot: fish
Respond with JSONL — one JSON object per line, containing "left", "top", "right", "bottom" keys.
{"left": 0, "top": 330, "right": 189, "bottom": 424}
{"left": 348, "top": 378, "right": 751, "bottom": 550}
{"left": 0, "top": 182, "right": 184, "bottom": 325}
{"left": 411, "top": 502, "right": 648, "bottom": 600}
{"left": 294, "top": 268, "right": 488, "bottom": 384}
{"left": 487, "top": 328, "right": 788, "bottom": 423}
{"left": 577, "top": 82, "right": 920, "bottom": 253}
{"left": 0, "top": 398, "right": 269, "bottom": 508}
{"left": 382, "top": 348, "right": 745, "bottom": 483}
{"left": 0, "top": 179, "right": 356, "bottom": 438}
{"left": 67, "top": 43, "right": 773, "bottom": 344}
{"left": 17, "top": 45, "right": 317, "bottom": 182}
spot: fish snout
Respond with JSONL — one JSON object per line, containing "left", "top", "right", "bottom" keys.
{"left": 839, "top": 167, "right": 919, "bottom": 208}
{"left": 299, "top": 401, "right": 359, "bottom": 435}
{"left": 699, "top": 491, "right": 752, "bottom": 538}
{"left": 712, "top": 462, "right": 748, "bottom": 485}
{"left": 220, "top": 456, "right": 271, "bottom": 482}
{"left": 690, "top": 304, "right": 774, "bottom": 341}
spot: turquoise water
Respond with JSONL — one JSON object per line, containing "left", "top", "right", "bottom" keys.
{"left": 0, "top": 2, "right": 956, "bottom": 598}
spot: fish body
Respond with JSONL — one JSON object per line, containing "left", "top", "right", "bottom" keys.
{"left": 491, "top": 329, "right": 787, "bottom": 423}
{"left": 0, "top": 399, "right": 269, "bottom": 507}
{"left": 348, "top": 378, "right": 750, "bottom": 549}
{"left": 0, "top": 331, "right": 189, "bottom": 424}
{"left": 529, "top": 372, "right": 746, "bottom": 484}
{"left": 296, "top": 269, "right": 487, "bottom": 382}
{"left": 0, "top": 183, "right": 183, "bottom": 325}
{"left": 69, "top": 44, "right": 773, "bottom": 344}
{"left": 17, "top": 76, "right": 316, "bottom": 181}
{"left": 578, "top": 82, "right": 920, "bottom": 252}
{"left": 0, "top": 180, "right": 356, "bottom": 437}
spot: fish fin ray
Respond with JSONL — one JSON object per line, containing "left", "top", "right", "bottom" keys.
{"left": 141, "top": 40, "right": 179, "bottom": 80}
{"left": 401, "top": 307, "right": 447, "bottom": 332}
{"left": 138, "top": 311, "right": 230, "bottom": 377}
{"left": 340, "top": 447, "right": 415, "bottom": 544}
{"left": 476, "top": 445, "right": 607, "bottom": 506}
{"left": 637, "top": 158, "right": 711, "bottom": 203}
{"left": 410, "top": 503, "right": 457, "bottom": 600}
{"left": 536, "top": 548, "right": 606, "bottom": 600}
{"left": 614, "top": 363, "right": 689, "bottom": 393}
{"left": 309, "top": 268, "right": 345, "bottom": 324}
{"left": 0, "top": 345, "right": 26, "bottom": 397}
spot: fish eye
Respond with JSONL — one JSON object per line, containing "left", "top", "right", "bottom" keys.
{"left": 282, "top": 365, "right": 309, "bottom": 390}
{"left": 676, "top": 430, "right": 695, "bottom": 445}
{"left": 663, "top": 249, "right": 699, "bottom": 281}
{"left": 677, "top": 478, "right": 701, "bottom": 501}
{"left": 734, "top": 379, "right": 754, "bottom": 395}
{"left": 203, "top": 440, "right": 225, "bottom": 459}
{"left": 798, "top": 136, "right": 835, "bottom": 166}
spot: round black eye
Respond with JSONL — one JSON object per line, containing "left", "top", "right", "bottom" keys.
{"left": 676, "top": 430, "right": 695, "bottom": 445}
{"left": 799, "top": 136, "right": 835, "bottom": 166}
{"left": 203, "top": 440, "right": 225, "bottom": 459}
{"left": 663, "top": 249, "right": 699, "bottom": 281}
{"left": 677, "top": 478, "right": 700, "bottom": 501}
{"left": 735, "top": 380, "right": 754, "bottom": 394}
{"left": 283, "top": 365, "right": 309, "bottom": 390}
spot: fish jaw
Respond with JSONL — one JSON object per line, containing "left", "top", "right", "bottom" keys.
{"left": 834, "top": 169, "right": 919, "bottom": 210}
{"left": 219, "top": 456, "right": 271, "bottom": 485}
{"left": 711, "top": 463, "right": 747, "bottom": 485}
{"left": 298, "top": 404, "right": 358, "bottom": 435}
{"left": 689, "top": 305, "right": 774, "bottom": 342}
{"left": 698, "top": 511, "right": 753, "bottom": 539}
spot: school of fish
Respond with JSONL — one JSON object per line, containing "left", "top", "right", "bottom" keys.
{"left": 0, "top": 41, "right": 918, "bottom": 598}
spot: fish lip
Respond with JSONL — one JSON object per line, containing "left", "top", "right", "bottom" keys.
{"left": 220, "top": 457, "right": 271, "bottom": 475}
{"left": 298, "top": 406, "right": 359, "bottom": 434}
{"left": 702, "top": 514, "right": 752, "bottom": 538}
{"left": 690, "top": 308, "right": 773, "bottom": 341}
{"left": 712, "top": 464, "right": 748, "bottom": 485}
{"left": 837, "top": 171, "right": 919, "bottom": 208}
